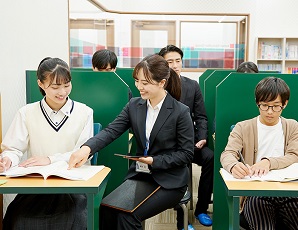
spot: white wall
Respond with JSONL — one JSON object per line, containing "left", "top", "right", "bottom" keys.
{"left": 95, "top": 0, "right": 255, "bottom": 14}
{"left": 3, "top": 0, "right": 298, "bottom": 135}
{"left": 0, "top": 0, "right": 69, "bottom": 135}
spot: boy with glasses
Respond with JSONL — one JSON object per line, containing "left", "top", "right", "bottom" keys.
{"left": 221, "top": 77, "right": 298, "bottom": 229}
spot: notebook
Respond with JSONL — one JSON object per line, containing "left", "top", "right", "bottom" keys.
{"left": 101, "top": 179, "right": 160, "bottom": 212}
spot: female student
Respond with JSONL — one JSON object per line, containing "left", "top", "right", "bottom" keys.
{"left": 0, "top": 57, "right": 93, "bottom": 229}
{"left": 68, "top": 54, "right": 194, "bottom": 229}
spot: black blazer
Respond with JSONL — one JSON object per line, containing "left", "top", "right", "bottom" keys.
{"left": 180, "top": 76, "right": 208, "bottom": 142}
{"left": 85, "top": 94, "right": 194, "bottom": 189}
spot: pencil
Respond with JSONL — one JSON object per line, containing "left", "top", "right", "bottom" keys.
{"left": 237, "top": 150, "right": 251, "bottom": 177}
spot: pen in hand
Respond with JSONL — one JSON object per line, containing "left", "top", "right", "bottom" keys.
{"left": 237, "top": 150, "right": 251, "bottom": 178}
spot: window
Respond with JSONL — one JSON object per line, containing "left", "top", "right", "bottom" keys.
{"left": 69, "top": 1, "right": 248, "bottom": 70}
{"left": 69, "top": 19, "right": 115, "bottom": 68}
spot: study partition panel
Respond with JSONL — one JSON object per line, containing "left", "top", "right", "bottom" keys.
{"left": 213, "top": 73, "right": 298, "bottom": 229}
{"left": 70, "top": 68, "right": 138, "bottom": 97}
{"left": 203, "top": 70, "right": 235, "bottom": 149}
{"left": 115, "top": 68, "right": 139, "bottom": 97}
{"left": 198, "top": 69, "right": 215, "bottom": 98}
{"left": 26, "top": 70, "right": 130, "bottom": 196}
{"left": 25, "top": 71, "right": 42, "bottom": 103}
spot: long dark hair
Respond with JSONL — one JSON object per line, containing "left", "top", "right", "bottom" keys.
{"left": 133, "top": 54, "right": 181, "bottom": 100}
{"left": 37, "top": 57, "right": 71, "bottom": 96}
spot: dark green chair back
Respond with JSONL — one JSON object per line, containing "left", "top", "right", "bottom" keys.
{"left": 213, "top": 73, "right": 298, "bottom": 229}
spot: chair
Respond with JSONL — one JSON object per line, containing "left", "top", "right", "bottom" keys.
{"left": 177, "top": 188, "right": 192, "bottom": 230}
{"left": 142, "top": 187, "right": 191, "bottom": 230}
{"left": 188, "top": 164, "right": 194, "bottom": 210}
{"left": 90, "top": 123, "right": 102, "bottom": 165}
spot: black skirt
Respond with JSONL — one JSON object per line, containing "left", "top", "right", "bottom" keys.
{"left": 3, "top": 194, "right": 87, "bottom": 230}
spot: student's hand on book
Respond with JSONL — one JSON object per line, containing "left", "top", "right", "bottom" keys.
{"left": 19, "top": 156, "right": 51, "bottom": 167}
{"left": 68, "top": 146, "right": 90, "bottom": 169}
{"left": 0, "top": 156, "right": 12, "bottom": 172}
{"left": 231, "top": 162, "right": 251, "bottom": 179}
{"left": 129, "top": 156, "right": 153, "bottom": 165}
{"left": 250, "top": 159, "right": 270, "bottom": 177}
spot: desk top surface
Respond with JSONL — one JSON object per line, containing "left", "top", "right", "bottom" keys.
{"left": 222, "top": 175, "right": 298, "bottom": 197}
{"left": 0, "top": 167, "right": 111, "bottom": 194}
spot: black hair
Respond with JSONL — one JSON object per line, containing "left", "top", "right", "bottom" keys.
{"left": 158, "top": 45, "right": 184, "bottom": 59}
{"left": 37, "top": 57, "right": 71, "bottom": 96}
{"left": 92, "top": 49, "right": 117, "bottom": 70}
{"left": 237, "top": 61, "right": 259, "bottom": 73}
{"left": 133, "top": 54, "right": 181, "bottom": 100}
{"left": 255, "top": 77, "right": 290, "bottom": 105}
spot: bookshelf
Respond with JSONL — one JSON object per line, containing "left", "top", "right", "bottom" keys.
{"left": 256, "top": 37, "right": 298, "bottom": 73}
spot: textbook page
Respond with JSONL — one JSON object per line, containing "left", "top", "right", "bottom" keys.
{"left": 0, "top": 161, "right": 105, "bottom": 181}
{"left": 220, "top": 163, "right": 298, "bottom": 182}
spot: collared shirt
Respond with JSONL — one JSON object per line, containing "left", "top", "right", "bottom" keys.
{"left": 1, "top": 97, "right": 93, "bottom": 166}
{"left": 145, "top": 96, "right": 166, "bottom": 141}
{"left": 41, "top": 97, "right": 73, "bottom": 131}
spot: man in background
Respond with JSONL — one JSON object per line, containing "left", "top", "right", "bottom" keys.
{"left": 159, "top": 45, "right": 214, "bottom": 229}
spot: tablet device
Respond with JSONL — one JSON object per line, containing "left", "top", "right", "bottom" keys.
{"left": 114, "top": 153, "right": 145, "bottom": 158}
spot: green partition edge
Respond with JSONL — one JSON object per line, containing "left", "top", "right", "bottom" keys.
{"left": 26, "top": 70, "right": 130, "bottom": 196}
{"left": 203, "top": 70, "right": 236, "bottom": 149}
{"left": 213, "top": 73, "right": 297, "bottom": 229}
{"left": 116, "top": 68, "right": 140, "bottom": 98}
{"left": 198, "top": 69, "right": 216, "bottom": 98}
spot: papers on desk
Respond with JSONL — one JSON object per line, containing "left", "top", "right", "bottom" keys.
{"left": 0, "top": 161, "right": 105, "bottom": 181}
{"left": 220, "top": 163, "right": 298, "bottom": 182}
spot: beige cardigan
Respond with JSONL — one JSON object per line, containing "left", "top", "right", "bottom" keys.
{"left": 220, "top": 116, "right": 298, "bottom": 211}
{"left": 221, "top": 116, "right": 298, "bottom": 173}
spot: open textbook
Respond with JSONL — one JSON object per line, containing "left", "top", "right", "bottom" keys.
{"left": 220, "top": 163, "right": 298, "bottom": 182}
{"left": 0, "top": 161, "right": 105, "bottom": 181}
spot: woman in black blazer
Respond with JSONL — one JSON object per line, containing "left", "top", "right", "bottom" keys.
{"left": 69, "top": 54, "right": 194, "bottom": 229}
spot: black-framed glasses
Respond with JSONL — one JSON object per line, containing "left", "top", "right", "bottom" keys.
{"left": 257, "top": 104, "right": 284, "bottom": 112}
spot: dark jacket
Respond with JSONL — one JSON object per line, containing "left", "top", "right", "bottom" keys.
{"left": 85, "top": 94, "right": 194, "bottom": 189}
{"left": 180, "top": 76, "right": 208, "bottom": 142}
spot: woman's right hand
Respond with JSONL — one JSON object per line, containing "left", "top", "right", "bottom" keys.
{"left": 0, "top": 156, "right": 12, "bottom": 172}
{"left": 68, "top": 146, "right": 91, "bottom": 169}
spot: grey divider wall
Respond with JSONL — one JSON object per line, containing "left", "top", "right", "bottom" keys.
{"left": 26, "top": 70, "right": 130, "bottom": 196}
{"left": 213, "top": 73, "right": 297, "bottom": 229}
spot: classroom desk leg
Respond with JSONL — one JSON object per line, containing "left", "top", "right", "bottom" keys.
{"left": 226, "top": 195, "right": 240, "bottom": 230}
{"left": 87, "top": 193, "right": 96, "bottom": 229}
{"left": 0, "top": 194, "right": 2, "bottom": 230}
{"left": 87, "top": 172, "right": 110, "bottom": 230}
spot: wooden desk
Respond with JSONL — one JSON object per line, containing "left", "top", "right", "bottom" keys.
{"left": 221, "top": 175, "right": 298, "bottom": 230}
{"left": 0, "top": 167, "right": 111, "bottom": 230}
